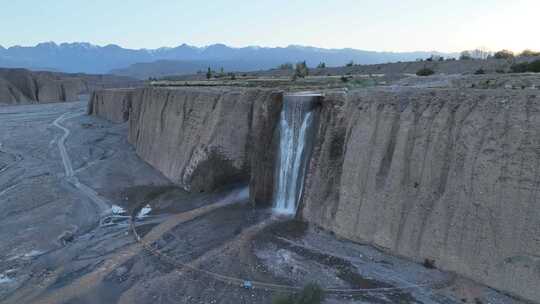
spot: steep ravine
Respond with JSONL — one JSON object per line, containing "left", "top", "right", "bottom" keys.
{"left": 89, "top": 86, "right": 540, "bottom": 303}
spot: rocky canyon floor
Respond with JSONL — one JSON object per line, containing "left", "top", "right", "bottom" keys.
{"left": 0, "top": 100, "right": 526, "bottom": 304}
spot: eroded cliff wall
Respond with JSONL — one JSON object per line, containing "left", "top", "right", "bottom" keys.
{"left": 88, "top": 84, "right": 539, "bottom": 302}
{"left": 0, "top": 69, "right": 82, "bottom": 104}
{"left": 87, "top": 89, "right": 135, "bottom": 123}
{"left": 90, "top": 87, "right": 282, "bottom": 194}
{"left": 0, "top": 68, "right": 142, "bottom": 105}
{"left": 302, "top": 88, "right": 540, "bottom": 302}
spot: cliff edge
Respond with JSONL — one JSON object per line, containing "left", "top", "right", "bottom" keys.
{"left": 302, "top": 87, "right": 540, "bottom": 302}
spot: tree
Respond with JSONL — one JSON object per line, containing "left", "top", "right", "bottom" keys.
{"left": 206, "top": 67, "right": 212, "bottom": 79}
{"left": 459, "top": 51, "right": 472, "bottom": 60}
{"left": 278, "top": 63, "right": 294, "bottom": 70}
{"left": 317, "top": 62, "right": 326, "bottom": 69}
{"left": 519, "top": 49, "right": 540, "bottom": 57}
{"left": 471, "top": 47, "right": 491, "bottom": 59}
{"left": 494, "top": 49, "right": 515, "bottom": 59}
{"left": 346, "top": 60, "right": 355, "bottom": 67}
{"left": 295, "top": 61, "right": 309, "bottom": 78}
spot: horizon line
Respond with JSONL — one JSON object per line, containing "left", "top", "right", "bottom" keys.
{"left": 0, "top": 40, "right": 461, "bottom": 54}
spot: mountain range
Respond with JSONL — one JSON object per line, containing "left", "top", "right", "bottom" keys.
{"left": 0, "top": 42, "right": 456, "bottom": 78}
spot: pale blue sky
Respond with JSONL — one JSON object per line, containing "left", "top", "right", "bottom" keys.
{"left": 1, "top": 0, "right": 538, "bottom": 52}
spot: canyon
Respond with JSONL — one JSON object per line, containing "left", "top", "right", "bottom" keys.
{"left": 87, "top": 76, "right": 540, "bottom": 303}
{"left": 0, "top": 71, "right": 537, "bottom": 304}
{"left": 0, "top": 68, "right": 140, "bottom": 105}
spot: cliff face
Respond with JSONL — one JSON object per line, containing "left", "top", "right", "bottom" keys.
{"left": 90, "top": 87, "right": 282, "bottom": 194}
{"left": 87, "top": 89, "right": 135, "bottom": 123}
{"left": 0, "top": 68, "right": 141, "bottom": 105}
{"left": 302, "top": 88, "right": 540, "bottom": 302}
{"left": 88, "top": 85, "right": 540, "bottom": 302}
{"left": 0, "top": 69, "right": 83, "bottom": 104}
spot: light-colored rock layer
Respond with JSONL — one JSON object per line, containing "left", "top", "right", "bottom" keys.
{"left": 302, "top": 88, "right": 540, "bottom": 303}
{"left": 87, "top": 89, "right": 135, "bottom": 123}
{"left": 0, "top": 69, "right": 82, "bottom": 104}
{"left": 0, "top": 68, "right": 142, "bottom": 105}
{"left": 90, "top": 87, "right": 282, "bottom": 194}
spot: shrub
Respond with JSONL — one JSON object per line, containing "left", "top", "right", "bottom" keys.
{"left": 272, "top": 294, "right": 295, "bottom": 304}
{"left": 340, "top": 76, "right": 349, "bottom": 82}
{"left": 206, "top": 67, "right": 212, "bottom": 79}
{"left": 423, "top": 258, "right": 436, "bottom": 269}
{"left": 494, "top": 49, "right": 514, "bottom": 59}
{"left": 529, "top": 60, "right": 540, "bottom": 72}
{"left": 511, "top": 60, "right": 540, "bottom": 73}
{"left": 295, "top": 61, "right": 309, "bottom": 78}
{"left": 519, "top": 49, "right": 540, "bottom": 57}
{"left": 346, "top": 60, "right": 355, "bottom": 67}
{"left": 459, "top": 51, "right": 472, "bottom": 60}
{"left": 511, "top": 62, "right": 529, "bottom": 73}
{"left": 272, "top": 283, "right": 325, "bottom": 304}
{"left": 278, "top": 63, "right": 294, "bottom": 70}
{"left": 416, "top": 68, "right": 435, "bottom": 76}
{"left": 296, "top": 283, "right": 325, "bottom": 304}
{"left": 474, "top": 68, "right": 486, "bottom": 75}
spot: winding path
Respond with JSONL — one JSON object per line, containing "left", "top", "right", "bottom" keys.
{"left": 52, "top": 111, "right": 111, "bottom": 216}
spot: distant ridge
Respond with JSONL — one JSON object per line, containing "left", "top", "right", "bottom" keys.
{"left": 0, "top": 41, "right": 456, "bottom": 76}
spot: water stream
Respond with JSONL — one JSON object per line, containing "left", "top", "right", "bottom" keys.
{"left": 273, "top": 93, "right": 320, "bottom": 215}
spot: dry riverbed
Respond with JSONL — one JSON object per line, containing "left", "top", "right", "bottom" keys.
{"left": 0, "top": 101, "right": 526, "bottom": 304}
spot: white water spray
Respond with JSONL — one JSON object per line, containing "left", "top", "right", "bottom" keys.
{"left": 273, "top": 93, "right": 319, "bottom": 215}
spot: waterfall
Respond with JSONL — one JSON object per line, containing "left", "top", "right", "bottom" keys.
{"left": 273, "top": 93, "right": 319, "bottom": 215}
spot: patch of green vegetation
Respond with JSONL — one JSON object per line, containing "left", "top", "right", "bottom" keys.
{"left": 519, "top": 49, "right": 540, "bottom": 57}
{"left": 511, "top": 60, "right": 540, "bottom": 73}
{"left": 272, "top": 283, "right": 325, "bottom": 304}
{"left": 416, "top": 67, "right": 435, "bottom": 76}
{"left": 279, "top": 63, "right": 294, "bottom": 70}
{"left": 474, "top": 68, "right": 486, "bottom": 75}
{"left": 459, "top": 51, "right": 472, "bottom": 60}
{"left": 294, "top": 61, "right": 309, "bottom": 78}
{"left": 494, "top": 49, "right": 515, "bottom": 59}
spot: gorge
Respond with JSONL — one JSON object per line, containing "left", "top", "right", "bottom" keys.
{"left": 88, "top": 82, "right": 540, "bottom": 303}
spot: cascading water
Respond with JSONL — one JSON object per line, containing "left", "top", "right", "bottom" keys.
{"left": 273, "top": 93, "right": 320, "bottom": 215}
